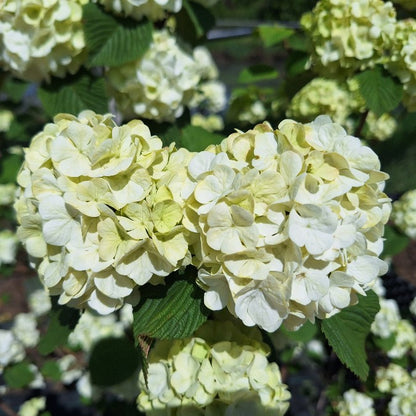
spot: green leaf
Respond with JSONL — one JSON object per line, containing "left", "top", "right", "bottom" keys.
{"left": 41, "top": 360, "right": 62, "bottom": 381}
{"left": 321, "top": 290, "right": 380, "bottom": 381}
{"left": 83, "top": 3, "right": 152, "bottom": 68}
{"left": 238, "top": 64, "right": 279, "bottom": 84}
{"left": 382, "top": 225, "right": 410, "bottom": 257}
{"left": 1, "top": 78, "right": 29, "bottom": 103}
{"left": 133, "top": 267, "right": 209, "bottom": 341}
{"left": 38, "top": 71, "right": 108, "bottom": 118}
{"left": 89, "top": 336, "right": 139, "bottom": 386}
{"left": 38, "top": 297, "right": 80, "bottom": 355}
{"left": 0, "top": 154, "right": 23, "bottom": 184}
{"left": 3, "top": 362, "right": 35, "bottom": 388}
{"left": 373, "top": 334, "right": 396, "bottom": 353}
{"left": 176, "top": 0, "right": 215, "bottom": 46}
{"left": 258, "top": 24, "right": 294, "bottom": 48}
{"left": 282, "top": 321, "right": 317, "bottom": 343}
{"left": 180, "top": 125, "right": 223, "bottom": 151}
{"left": 355, "top": 67, "right": 403, "bottom": 116}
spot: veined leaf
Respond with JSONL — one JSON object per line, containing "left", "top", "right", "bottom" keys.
{"left": 3, "top": 362, "right": 35, "bottom": 388}
{"left": 38, "top": 297, "right": 80, "bottom": 355}
{"left": 83, "top": 3, "right": 153, "bottom": 68}
{"left": 238, "top": 64, "right": 279, "bottom": 84}
{"left": 321, "top": 290, "right": 380, "bottom": 381}
{"left": 180, "top": 125, "right": 223, "bottom": 151}
{"left": 38, "top": 71, "right": 108, "bottom": 118}
{"left": 258, "top": 24, "right": 294, "bottom": 48}
{"left": 382, "top": 225, "right": 410, "bottom": 257}
{"left": 355, "top": 67, "right": 403, "bottom": 116}
{"left": 133, "top": 267, "right": 209, "bottom": 341}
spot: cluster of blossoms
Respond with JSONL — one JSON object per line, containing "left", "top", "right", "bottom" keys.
{"left": 184, "top": 115, "right": 391, "bottom": 331}
{"left": 376, "top": 363, "right": 416, "bottom": 416}
{"left": 391, "top": 189, "right": 416, "bottom": 239}
{"left": 137, "top": 319, "right": 291, "bottom": 415}
{"left": 0, "top": 0, "right": 87, "bottom": 83}
{"left": 14, "top": 110, "right": 193, "bottom": 314}
{"left": 387, "top": 19, "right": 416, "bottom": 111}
{"left": 107, "top": 31, "right": 225, "bottom": 123}
{"left": 336, "top": 389, "right": 375, "bottom": 416}
{"left": 364, "top": 112, "right": 397, "bottom": 141}
{"left": 0, "top": 230, "right": 19, "bottom": 267}
{"left": 301, "top": 0, "right": 397, "bottom": 76}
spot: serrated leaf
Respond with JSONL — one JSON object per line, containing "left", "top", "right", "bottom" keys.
{"left": 3, "top": 362, "right": 35, "bottom": 388}
{"left": 41, "top": 360, "right": 62, "bottom": 381}
{"left": 38, "top": 297, "right": 80, "bottom": 355}
{"left": 238, "top": 64, "right": 279, "bottom": 84}
{"left": 355, "top": 67, "right": 403, "bottom": 116}
{"left": 373, "top": 334, "right": 396, "bottom": 352}
{"left": 176, "top": 0, "right": 215, "bottom": 46}
{"left": 321, "top": 290, "right": 380, "bottom": 381}
{"left": 38, "top": 71, "right": 108, "bottom": 118}
{"left": 258, "top": 24, "right": 294, "bottom": 48}
{"left": 382, "top": 225, "right": 410, "bottom": 257}
{"left": 180, "top": 125, "right": 223, "bottom": 151}
{"left": 282, "top": 321, "right": 317, "bottom": 343}
{"left": 133, "top": 267, "right": 209, "bottom": 341}
{"left": 89, "top": 336, "right": 139, "bottom": 386}
{"left": 83, "top": 3, "right": 152, "bottom": 68}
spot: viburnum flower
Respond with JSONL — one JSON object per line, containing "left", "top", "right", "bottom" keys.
{"left": 387, "top": 19, "right": 416, "bottom": 112}
{"left": 337, "top": 389, "right": 375, "bottom": 416}
{"left": 98, "top": 0, "right": 182, "bottom": 21}
{"left": 364, "top": 112, "right": 397, "bottom": 141}
{"left": 137, "top": 319, "right": 291, "bottom": 415}
{"left": 15, "top": 111, "right": 193, "bottom": 314}
{"left": 184, "top": 115, "right": 391, "bottom": 331}
{"left": 391, "top": 189, "right": 416, "bottom": 239}
{"left": 301, "top": 0, "right": 396, "bottom": 76}
{"left": 107, "top": 30, "right": 202, "bottom": 122}
{"left": 0, "top": 0, "right": 87, "bottom": 83}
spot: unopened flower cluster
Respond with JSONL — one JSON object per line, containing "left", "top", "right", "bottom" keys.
{"left": 391, "top": 189, "right": 416, "bottom": 239}
{"left": 376, "top": 364, "right": 416, "bottom": 416}
{"left": 137, "top": 320, "right": 291, "bottom": 415}
{"left": 15, "top": 110, "right": 193, "bottom": 314}
{"left": 301, "top": 0, "right": 396, "bottom": 76}
{"left": 184, "top": 115, "right": 390, "bottom": 331}
{"left": 0, "top": 0, "right": 87, "bottom": 83}
{"left": 107, "top": 31, "right": 224, "bottom": 123}
{"left": 337, "top": 389, "right": 375, "bottom": 416}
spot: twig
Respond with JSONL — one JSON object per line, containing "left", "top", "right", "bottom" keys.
{"left": 0, "top": 401, "right": 19, "bottom": 416}
{"left": 354, "top": 109, "right": 369, "bottom": 138}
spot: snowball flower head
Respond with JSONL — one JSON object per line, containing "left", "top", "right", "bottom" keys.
{"left": 0, "top": 0, "right": 87, "bottom": 83}
{"left": 392, "top": 189, "right": 416, "bottom": 239}
{"left": 184, "top": 115, "right": 391, "bottom": 331}
{"left": 301, "top": 0, "right": 396, "bottom": 76}
{"left": 0, "top": 184, "right": 17, "bottom": 206}
{"left": 387, "top": 19, "right": 416, "bottom": 111}
{"left": 0, "top": 329, "right": 25, "bottom": 370}
{"left": 286, "top": 78, "right": 354, "bottom": 125}
{"left": 337, "top": 389, "right": 375, "bottom": 416}
{"left": 371, "top": 298, "right": 401, "bottom": 339}
{"left": 98, "top": 0, "right": 182, "bottom": 21}
{"left": 107, "top": 30, "right": 201, "bottom": 122}
{"left": 15, "top": 111, "right": 193, "bottom": 315}
{"left": 364, "top": 112, "right": 397, "bottom": 141}
{"left": 0, "top": 229, "right": 19, "bottom": 266}
{"left": 137, "top": 319, "right": 291, "bottom": 415}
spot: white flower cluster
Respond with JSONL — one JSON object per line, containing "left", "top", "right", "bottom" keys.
{"left": 15, "top": 111, "right": 193, "bottom": 315}
{"left": 0, "top": 0, "right": 87, "bottom": 83}
{"left": 98, "top": 0, "right": 182, "bottom": 21}
{"left": 336, "top": 389, "right": 375, "bottom": 416}
{"left": 301, "top": 0, "right": 396, "bottom": 76}
{"left": 364, "top": 112, "right": 397, "bottom": 141}
{"left": 137, "top": 319, "right": 291, "bottom": 415}
{"left": 0, "top": 184, "right": 17, "bottom": 206}
{"left": 0, "top": 229, "right": 19, "bottom": 266}
{"left": 388, "top": 19, "right": 416, "bottom": 111}
{"left": 392, "top": 189, "right": 416, "bottom": 239}
{"left": 376, "top": 364, "right": 416, "bottom": 416}
{"left": 18, "top": 397, "right": 46, "bottom": 416}
{"left": 0, "top": 109, "right": 13, "bottom": 132}
{"left": 184, "top": 116, "right": 390, "bottom": 331}
{"left": 0, "top": 329, "right": 25, "bottom": 371}
{"left": 107, "top": 30, "right": 202, "bottom": 122}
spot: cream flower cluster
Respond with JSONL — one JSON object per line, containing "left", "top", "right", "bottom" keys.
{"left": 387, "top": 19, "right": 416, "bottom": 112}
{"left": 364, "top": 112, "right": 397, "bottom": 141}
{"left": 15, "top": 111, "right": 193, "bottom": 314}
{"left": 301, "top": 0, "right": 396, "bottom": 76}
{"left": 0, "top": 229, "right": 19, "bottom": 266}
{"left": 107, "top": 30, "right": 202, "bottom": 122}
{"left": 391, "top": 189, "right": 416, "bottom": 239}
{"left": 98, "top": 0, "right": 182, "bottom": 21}
{"left": 184, "top": 115, "right": 391, "bottom": 331}
{"left": 286, "top": 78, "right": 354, "bottom": 125}
{"left": 0, "top": 0, "right": 87, "bottom": 83}
{"left": 337, "top": 389, "right": 375, "bottom": 416}
{"left": 137, "top": 320, "right": 291, "bottom": 415}
{"left": 376, "top": 364, "right": 416, "bottom": 416}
